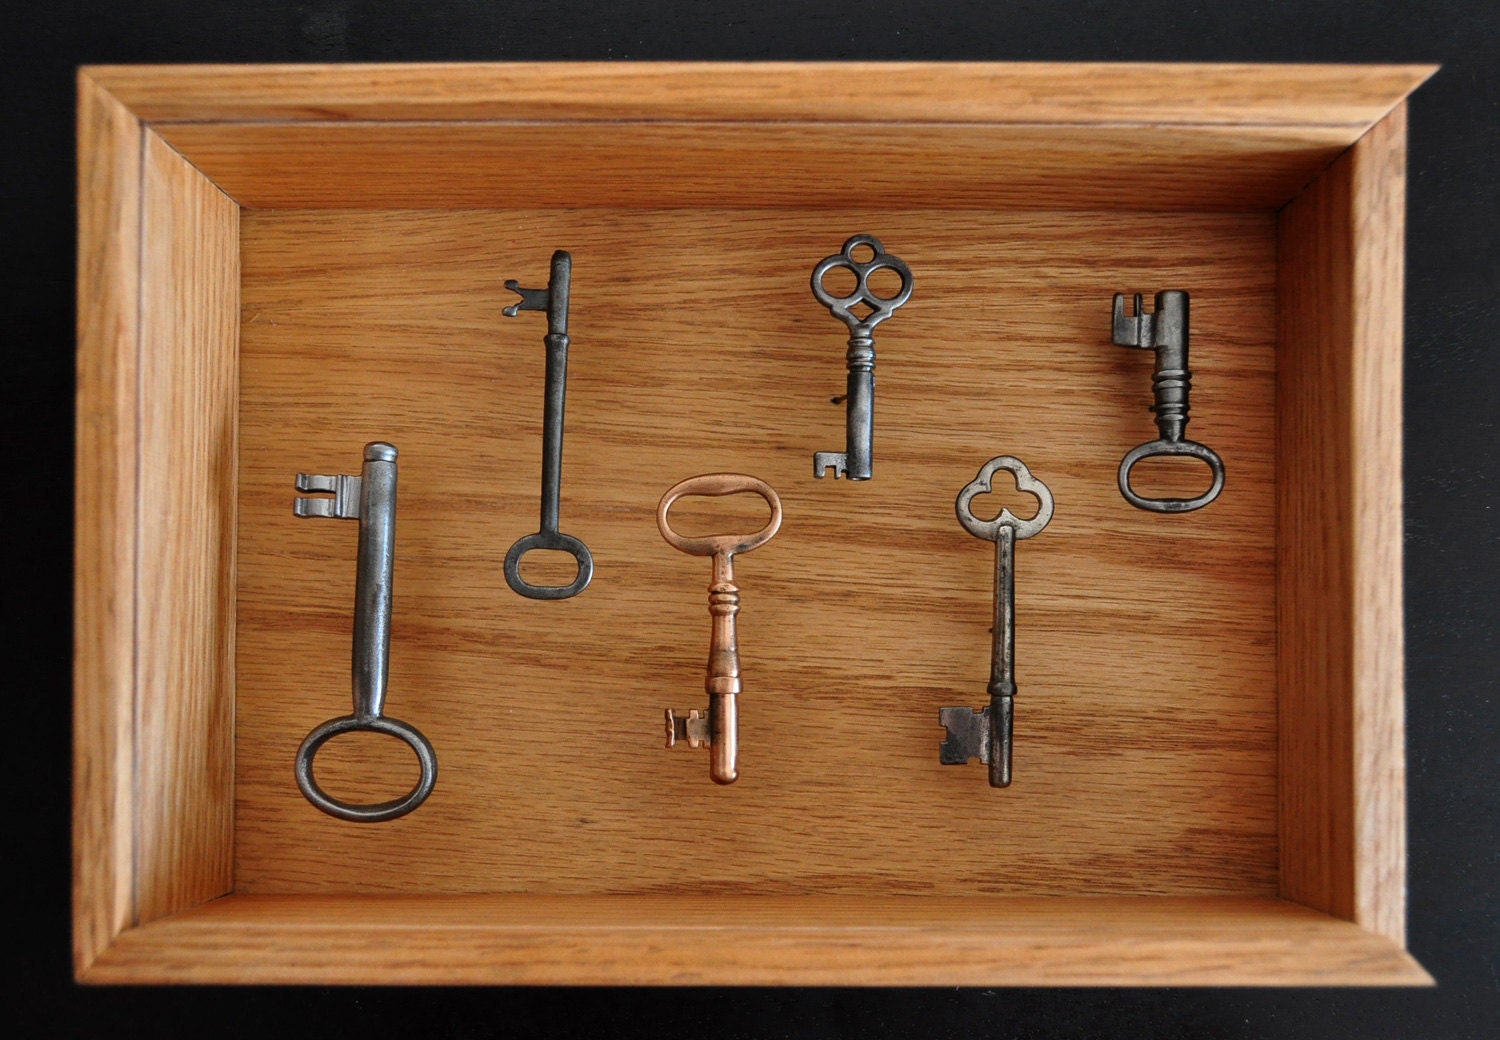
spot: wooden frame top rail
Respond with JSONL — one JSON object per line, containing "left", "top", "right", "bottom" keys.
{"left": 83, "top": 62, "right": 1434, "bottom": 128}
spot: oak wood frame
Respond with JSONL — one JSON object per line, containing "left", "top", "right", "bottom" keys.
{"left": 76, "top": 62, "right": 1433, "bottom": 985}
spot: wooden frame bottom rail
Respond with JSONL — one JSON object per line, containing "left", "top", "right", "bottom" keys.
{"left": 85, "top": 895, "right": 1430, "bottom": 986}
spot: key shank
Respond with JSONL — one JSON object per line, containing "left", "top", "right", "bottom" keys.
{"left": 986, "top": 525, "right": 1016, "bottom": 787}
{"left": 842, "top": 334, "right": 876, "bottom": 480}
{"left": 351, "top": 444, "right": 397, "bottom": 721}
{"left": 704, "top": 552, "right": 742, "bottom": 784}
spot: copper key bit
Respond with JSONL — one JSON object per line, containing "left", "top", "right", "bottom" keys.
{"left": 939, "top": 456, "right": 1054, "bottom": 788}
{"left": 657, "top": 473, "right": 783, "bottom": 785}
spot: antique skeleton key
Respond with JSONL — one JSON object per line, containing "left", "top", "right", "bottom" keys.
{"left": 1111, "top": 290, "right": 1225, "bottom": 512}
{"left": 292, "top": 442, "right": 438, "bottom": 822}
{"left": 658, "top": 474, "right": 783, "bottom": 785}
{"left": 939, "top": 456, "right": 1055, "bottom": 788}
{"left": 810, "top": 234, "right": 912, "bottom": 481}
{"left": 503, "top": 250, "right": 594, "bottom": 598}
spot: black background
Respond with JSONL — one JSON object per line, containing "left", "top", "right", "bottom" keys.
{"left": 6, "top": 2, "right": 1496, "bottom": 1037}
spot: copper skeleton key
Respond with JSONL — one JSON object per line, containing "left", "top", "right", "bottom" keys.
{"left": 658, "top": 474, "right": 783, "bottom": 785}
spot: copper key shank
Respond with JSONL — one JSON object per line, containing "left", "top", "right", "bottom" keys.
{"left": 657, "top": 473, "right": 782, "bottom": 785}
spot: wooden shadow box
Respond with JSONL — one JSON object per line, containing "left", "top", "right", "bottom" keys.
{"left": 76, "top": 63, "right": 1436, "bottom": 985}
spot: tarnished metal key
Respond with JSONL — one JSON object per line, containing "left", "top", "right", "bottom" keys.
{"left": 658, "top": 473, "right": 783, "bottom": 785}
{"left": 292, "top": 442, "right": 437, "bottom": 822}
{"left": 810, "top": 234, "right": 912, "bottom": 481}
{"left": 939, "top": 456, "right": 1055, "bottom": 788}
{"left": 1111, "top": 289, "right": 1225, "bottom": 513}
{"left": 503, "top": 250, "right": 594, "bottom": 598}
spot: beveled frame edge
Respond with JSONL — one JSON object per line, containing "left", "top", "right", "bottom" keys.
{"left": 74, "top": 63, "right": 1434, "bottom": 985}
{"left": 83, "top": 61, "right": 1436, "bottom": 127}
{"left": 1277, "top": 103, "right": 1409, "bottom": 945}
{"left": 75, "top": 69, "right": 241, "bottom": 976}
{"left": 75, "top": 70, "right": 141, "bottom": 975}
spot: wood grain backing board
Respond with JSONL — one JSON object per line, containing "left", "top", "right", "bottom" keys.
{"left": 85, "top": 62, "right": 1434, "bottom": 127}
{"left": 134, "top": 131, "right": 239, "bottom": 923}
{"left": 84, "top": 894, "right": 1432, "bottom": 986}
{"left": 74, "top": 72, "right": 141, "bottom": 971}
{"left": 235, "top": 207, "right": 1277, "bottom": 897}
{"left": 1276, "top": 107, "right": 1407, "bottom": 941}
{"left": 156, "top": 120, "right": 1356, "bottom": 212}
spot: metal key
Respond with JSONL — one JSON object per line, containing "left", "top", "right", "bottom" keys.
{"left": 293, "top": 442, "right": 438, "bottom": 822}
{"left": 1111, "top": 290, "right": 1225, "bottom": 512}
{"left": 939, "top": 456, "right": 1055, "bottom": 788}
{"left": 810, "top": 234, "right": 913, "bottom": 480}
{"left": 658, "top": 473, "right": 783, "bottom": 785}
{"left": 503, "top": 250, "right": 594, "bottom": 598}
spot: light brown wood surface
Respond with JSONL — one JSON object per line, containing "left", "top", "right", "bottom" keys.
{"left": 87, "top": 62, "right": 1432, "bottom": 126}
{"left": 156, "top": 121, "right": 1353, "bottom": 211}
{"left": 134, "top": 131, "right": 240, "bottom": 924}
{"left": 85, "top": 894, "right": 1431, "bottom": 986}
{"left": 1276, "top": 105, "right": 1407, "bottom": 943}
{"left": 74, "top": 71, "right": 141, "bottom": 972}
{"left": 236, "top": 207, "right": 1278, "bottom": 897}
{"left": 74, "top": 62, "right": 1430, "bottom": 985}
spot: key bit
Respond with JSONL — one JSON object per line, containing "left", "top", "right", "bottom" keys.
{"left": 665, "top": 708, "right": 712, "bottom": 749}
{"left": 503, "top": 284, "right": 551, "bottom": 316}
{"left": 813, "top": 451, "right": 848, "bottom": 480}
{"left": 938, "top": 706, "right": 991, "bottom": 765}
{"left": 294, "top": 473, "right": 363, "bottom": 519}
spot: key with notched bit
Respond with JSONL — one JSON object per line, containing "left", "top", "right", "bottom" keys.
{"left": 939, "top": 456, "right": 1055, "bottom": 788}
{"left": 502, "top": 250, "right": 594, "bottom": 599}
{"left": 810, "top": 234, "right": 912, "bottom": 481}
{"left": 657, "top": 473, "right": 783, "bottom": 785}
{"left": 1111, "top": 289, "right": 1225, "bottom": 513}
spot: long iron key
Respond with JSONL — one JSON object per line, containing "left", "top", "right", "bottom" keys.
{"left": 503, "top": 250, "right": 594, "bottom": 599}
{"left": 292, "top": 442, "right": 438, "bottom": 822}
{"left": 939, "top": 456, "right": 1055, "bottom": 788}
{"left": 657, "top": 473, "right": 783, "bottom": 785}
{"left": 810, "top": 234, "right": 912, "bottom": 480}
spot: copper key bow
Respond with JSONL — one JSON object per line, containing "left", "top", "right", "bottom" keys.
{"left": 658, "top": 473, "right": 783, "bottom": 785}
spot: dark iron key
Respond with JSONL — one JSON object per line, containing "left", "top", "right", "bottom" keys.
{"left": 810, "top": 235, "right": 912, "bottom": 481}
{"left": 292, "top": 442, "right": 438, "bottom": 822}
{"left": 1111, "top": 289, "right": 1225, "bottom": 513}
{"left": 503, "top": 250, "right": 594, "bottom": 599}
{"left": 939, "top": 456, "right": 1054, "bottom": 788}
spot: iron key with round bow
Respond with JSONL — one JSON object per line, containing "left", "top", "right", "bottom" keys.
{"left": 939, "top": 456, "right": 1055, "bottom": 788}
{"left": 502, "top": 250, "right": 594, "bottom": 599}
{"left": 1111, "top": 289, "right": 1225, "bottom": 513}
